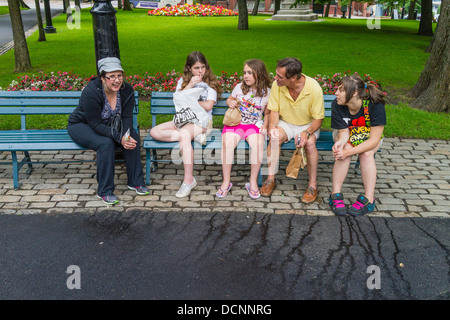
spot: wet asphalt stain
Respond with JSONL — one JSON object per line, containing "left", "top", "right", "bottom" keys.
{"left": 0, "top": 211, "right": 448, "bottom": 299}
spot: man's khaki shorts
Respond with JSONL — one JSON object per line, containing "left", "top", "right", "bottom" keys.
{"left": 277, "top": 119, "right": 320, "bottom": 142}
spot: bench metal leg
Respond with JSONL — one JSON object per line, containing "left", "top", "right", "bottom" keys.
{"left": 11, "top": 151, "right": 34, "bottom": 189}
{"left": 11, "top": 151, "right": 21, "bottom": 189}
{"left": 354, "top": 155, "right": 361, "bottom": 174}
{"left": 24, "top": 151, "right": 33, "bottom": 174}
{"left": 257, "top": 167, "right": 263, "bottom": 187}
{"left": 151, "top": 149, "right": 158, "bottom": 172}
{"left": 145, "top": 150, "right": 151, "bottom": 186}
{"left": 145, "top": 149, "right": 160, "bottom": 185}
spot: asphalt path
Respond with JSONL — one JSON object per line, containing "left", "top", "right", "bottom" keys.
{"left": 0, "top": 210, "right": 448, "bottom": 302}
{"left": 0, "top": 7, "right": 62, "bottom": 48}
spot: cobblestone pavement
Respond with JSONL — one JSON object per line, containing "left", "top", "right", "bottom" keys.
{"left": 1, "top": 134, "right": 449, "bottom": 218}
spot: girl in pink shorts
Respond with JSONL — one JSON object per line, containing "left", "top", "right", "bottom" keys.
{"left": 217, "top": 59, "right": 272, "bottom": 199}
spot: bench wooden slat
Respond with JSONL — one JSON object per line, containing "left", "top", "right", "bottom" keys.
{"left": 0, "top": 107, "right": 76, "bottom": 115}
{"left": 0, "top": 142, "right": 85, "bottom": 151}
{"left": 0, "top": 90, "right": 139, "bottom": 97}
{"left": 150, "top": 106, "right": 228, "bottom": 116}
{"left": 0, "top": 91, "right": 139, "bottom": 105}
{"left": 0, "top": 99, "right": 82, "bottom": 106}
{"left": 0, "top": 131, "right": 73, "bottom": 141}
{"left": 151, "top": 92, "right": 231, "bottom": 99}
{"left": 150, "top": 99, "right": 228, "bottom": 108}
{"left": 0, "top": 91, "right": 84, "bottom": 98}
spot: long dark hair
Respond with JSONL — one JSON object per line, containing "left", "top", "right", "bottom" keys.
{"left": 241, "top": 59, "right": 272, "bottom": 97}
{"left": 181, "top": 51, "right": 222, "bottom": 96}
{"left": 338, "top": 75, "right": 385, "bottom": 104}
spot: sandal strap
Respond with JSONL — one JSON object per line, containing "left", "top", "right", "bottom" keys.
{"left": 216, "top": 183, "right": 232, "bottom": 197}
{"left": 245, "top": 183, "right": 260, "bottom": 199}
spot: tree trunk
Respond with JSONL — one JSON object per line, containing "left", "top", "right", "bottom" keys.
{"left": 408, "top": 0, "right": 449, "bottom": 112}
{"left": 19, "top": 0, "right": 30, "bottom": 9}
{"left": 274, "top": 0, "right": 281, "bottom": 14}
{"left": 75, "top": 0, "right": 81, "bottom": 8}
{"left": 34, "top": 0, "right": 46, "bottom": 42}
{"left": 324, "top": 0, "right": 331, "bottom": 17}
{"left": 418, "top": 0, "right": 433, "bottom": 35}
{"left": 7, "top": 0, "right": 32, "bottom": 72}
{"left": 251, "top": 0, "right": 260, "bottom": 15}
{"left": 408, "top": 0, "right": 416, "bottom": 19}
{"left": 123, "top": 0, "right": 133, "bottom": 11}
{"left": 64, "top": 0, "right": 72, "bottom": 22}
{"left": 118, "top": 0, "right": 123, "bottom": 10}
{"left": 237, "top": 0, "right": 248, "bottom": 30}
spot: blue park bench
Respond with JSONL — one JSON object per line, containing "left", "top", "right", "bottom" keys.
{"left": 143, "top": 92, "right": 339, "bottom": 186}
{"left": 0, "top": 90, "right": 139, "bottom": 189}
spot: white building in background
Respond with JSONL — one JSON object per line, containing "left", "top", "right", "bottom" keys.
{"left": 432, "top": 0, "right": 442, "bottom": 16}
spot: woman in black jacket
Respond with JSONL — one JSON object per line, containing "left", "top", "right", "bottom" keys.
{"left": 68, "top": 57, "right": 148, "bottom": 205}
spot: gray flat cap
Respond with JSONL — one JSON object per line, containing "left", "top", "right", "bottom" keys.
{"left": 97, "top": 57, "right": 124, "bottom": 74}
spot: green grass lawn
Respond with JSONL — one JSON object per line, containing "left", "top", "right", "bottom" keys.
{"left": 0, "top": 6, "right": 9, "bottom": 16}
{"left": 0, "top": 5, "right": 28, "bottom": 16}
{"left": 1, "top": 9, "right": 448, "bottom": 139}
{"left": 0, "top": 10, "right": 434, "bottom": 88}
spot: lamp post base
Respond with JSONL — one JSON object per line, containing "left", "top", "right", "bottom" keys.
{"left": 44, "top": 26, "right": 57, "bottom": 33}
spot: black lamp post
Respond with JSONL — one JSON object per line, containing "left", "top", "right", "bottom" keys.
{"left": 90, "top": 0, "right": 120, "bottom": 75}
{"left": 401, "top": 0, "right": 406, "bottom": 19}
{"left": 341, "top": 4, "right": 347, "bottom": 18}
{"left": 348, "top": 1, "right": 352, "bottom": 19}
{"left": 43, "top": 0, "right": 56, "bottom": 33}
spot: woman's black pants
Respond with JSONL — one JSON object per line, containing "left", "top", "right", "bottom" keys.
{"left": 68, "top": 123, "right": 145, "bottom": 196}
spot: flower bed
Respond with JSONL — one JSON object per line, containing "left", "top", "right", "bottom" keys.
{"left": 315, "top": 71, "right": 385, "bottom": 95}
{"left": 6, "top": 71, "right": 91, "bottom": 92}
{"left": 4, "top": 70, "right": 384, "bottom": 97}
{"left": 148, "top": 4, "right": 238, "bottom": 17}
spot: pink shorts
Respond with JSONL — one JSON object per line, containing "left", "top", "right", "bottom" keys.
{"left": 222, "top": 124, "right": 261, "bottom": 139}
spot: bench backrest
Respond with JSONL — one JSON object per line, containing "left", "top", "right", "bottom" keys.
{"left": 150, "top": 91, "right": 335, "bottom": 127}
{"left": 0, "top": 91, "right": 139, "bottom": 131}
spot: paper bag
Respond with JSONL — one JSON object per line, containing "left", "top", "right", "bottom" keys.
{"left": 286, "top": 147, "right": 307, "bottom": 179}
{"left": 222, "top": 107, "right": 241, "bottom": 126}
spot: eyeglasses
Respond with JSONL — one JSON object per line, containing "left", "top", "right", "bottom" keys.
{"left": 104, "top": 74, "right": 123, "bottom": 81}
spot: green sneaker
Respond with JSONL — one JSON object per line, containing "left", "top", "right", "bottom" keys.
{"left": 97, "top": 194, "right": 119, "bottom": 205}
{"left": 127, "top": 185, "right": 150, "bottom": 195}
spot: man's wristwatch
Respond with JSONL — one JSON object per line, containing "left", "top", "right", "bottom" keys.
{"left": 303, "top": 130, "right": 311, "bottom": 139}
